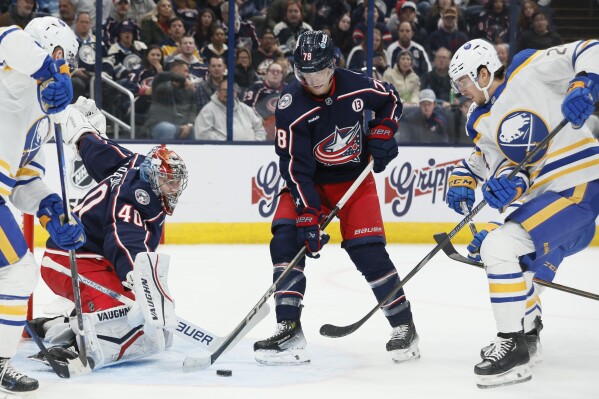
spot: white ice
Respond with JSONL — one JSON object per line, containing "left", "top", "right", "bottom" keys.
{"left": 12, "top": 243, "right": 599, "bottom": 399}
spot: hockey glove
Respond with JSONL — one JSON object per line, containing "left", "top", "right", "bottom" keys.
{"left": 483, "top": 175, "right": 527, "bottom": 209}
{"left": 446, "top": 171, "right": 476, "bottom": 214}
{"left": 37, "top": 194, "right": 85, "bottom": 250}
{"left": 35, "top": 58, "right": 74, "bottom": 115}
{"left": 366, "top": 118, "right": 399, "bottom": 173}
{"left": 296, "top": 207, "right": 330, "bottom": 259}
{"left": 561, "top": 74, "right": 599, "bottom": 129}
{"left": 466, "top": 222, "right": 501, "bottom": 262}
{"left": 58, "top": 104, "right": 101, "bottom": 150}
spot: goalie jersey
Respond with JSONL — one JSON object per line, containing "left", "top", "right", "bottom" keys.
{"left": 45, "top": 135, "right": 165, "bottom": 282}
{"left": 459, "top": 40, "right": 599, "bottom": 199}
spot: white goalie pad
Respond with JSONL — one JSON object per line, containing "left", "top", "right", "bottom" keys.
{"left": 132, "top": 253, "right": 177, "bottom": 330}
{"left": 72, "top": 305, "right": 166, "bottom": 369}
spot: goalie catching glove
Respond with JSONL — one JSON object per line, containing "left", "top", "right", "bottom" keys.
{"left": 57, "top": 97, "right": 108, "bottom": 153}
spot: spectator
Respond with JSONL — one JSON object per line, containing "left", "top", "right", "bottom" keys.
{"left": 37, "top": 0, "right": 59, "bottom": 17}
{"left": 495, "top": 43, "right": 509, "bottom": 68}
{"left": 399, "top": 89, "right": 449, "bottom": 144}
{"left": 516, "top": 11, "right": 563, "bottom": 52}
{"left": 473, "top": 0, "right": 510, "bottom": 44}
{"left": 140, "top": 0, "right": 173, "bottom": 46}
{"left": 388, "top": 2, "right": 429, "bottom": 52}
{"left": 200, "top": 25, "right": 228, "bottom": 63}
{"left": 125, "top": 0, "right": 155, "bottom": 26}
{"left": 330, "top": 12, "right": 353, "bottom": 58}
{"left": 425, "top": 0, "right": 467, "bottom": 34}
{"left": 421, "top": 47, "right": 455, "bottom": 109}
{"left": 273, "top": 0, "right": 313, "bottom": 56}
{"left": 146, "top": 59, "right": 197, "bottom": 140}
{"left": 103, "top": 19, "right": 147, "bottom": 80}
{"left": 218, "top": 1, "right": 259, "bottom": 50}
{"left": 72, "top": 11, "right": 96, "bottom": 99}
{"left": 58, "top": 0, "right": 76, "bottom": 28}
{"left": 171, "top": 0, "right": 200, "bottom": 32}
{"left": 452, "top": 95, "right": 474, "bottom": 145}
{"left": 265, "top": 0, "right": 313, "bottom": 31}
{"left": 383, "top": 50, "right": 421, "bottom": 107}
{"left": 252, "top": 28, "right": 285, "bottom": 77}
{"left": 194, "top": 79, "right": 266, "bottom": 141}
{"left": 192, "top": 7, "right": 216, "bottom": 50}
{"left": 312, "top": 0, "right": 349, "bottom": 30}
{"left": 242, "top": 59, "right": 286, "bottom": 140}
{"left": 517, "top": 0, "right": 540, "bottom": 33}
{"left": 75, "top": 0, "right": 112, "bottom": 30}
{"left": 234, "top": 48, "right": 258, "bottom": 93}
{"left": 386, "top": 21, "right": 431, "bottom": 79}
{"left": 102, "top": 0, "right": 133, "bottom": 49}
{"left": 352, "top": 5, "right": 392, "bottom": 47}
{"left": 195, "top": 55, "right": 226, "bottom": 110}
{"left": 429, "top": 6, "right": 469, "bottom": 56}
{"left": 165, "top": 35, "right": 206, "bottom": 83}
{"left": 347, "top": 28, "right": 385, "bottom": 73}
{"left": 160, "top": 17, "right": 186, "bottom": 57}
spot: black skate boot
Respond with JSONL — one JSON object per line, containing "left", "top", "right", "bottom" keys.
{"left": 0, "top": 357, "right": 39, "bottom": 394}
{"left": 475, "top": 332, "right": 531, "bottom": 389}
{"left": 386, "top": 320, "right": 420, "bottom": 363}
{"left": 480, "top": 316, "right": 543, "bottom": 364}
{"left": 254, "top": 320, "right": 309, "bottom": 365}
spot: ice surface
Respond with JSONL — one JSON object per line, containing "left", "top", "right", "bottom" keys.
{"left": 13, "top": 244, "right": 599, "bottom": 399}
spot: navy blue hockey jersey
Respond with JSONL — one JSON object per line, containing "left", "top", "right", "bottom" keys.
{"left": 46, "top": 135, "right": 165, "bottom": 282}
{"left": 274, "top": 68, "right": 402, "bottom": 212}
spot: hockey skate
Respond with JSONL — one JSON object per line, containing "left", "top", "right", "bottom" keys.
{"left": 254, "top": 320, "right": 310, "bottom": 365}
{"left": 480, "top": 316, "right": 543, "bottom": 365}
{"left": 0, "top": 357, "right": 39, "bottom": 394}
{"left": 475, "top": 332, "right": 531, "bottom": 389}
{"left": 386, "top": 320, "right": 420, "bottom": 363}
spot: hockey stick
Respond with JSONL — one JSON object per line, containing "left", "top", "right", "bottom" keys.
{"left": 42, "top": 256, "right": 269, "bottom": 351}
{"left": 182, "top": 160, "right": 375, "bottom": 371}
{"left": 320, "top": 119, "right": 569, "bottom": 338}
{"left": 53, "top": 122, "right": 89, "bottom": 368}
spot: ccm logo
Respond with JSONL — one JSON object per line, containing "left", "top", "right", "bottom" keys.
{"left": 449, "top": 178, "right": 472, "bottom": 186}
{"left": 354, "top": 227, "right": 383, "bottom": 234}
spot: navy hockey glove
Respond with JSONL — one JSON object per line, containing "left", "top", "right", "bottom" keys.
{"left": 366, "top": 118, "right": 399, "bottom": 173}
{"left": 466, "top": 223, "right": 500, "bottom": 262}
{"left": 36, "top": 59, "right": 74, "bottom": 115}
{"left": 483, "top": 175, "right": 527, "bottom": 209}
{"left": 446, "top": 171, "right": 476, "bottom": 214}
{"left": 561, "top": 74, "right": 599, "bottom": 129}
{"left": 37, "top": 194, "right": 85, "bottom": 250}
{"left": 296, "top": 207, "right": 330, "bottom": 259}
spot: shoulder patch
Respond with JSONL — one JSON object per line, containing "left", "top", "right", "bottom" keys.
{"left": 135, "top": 189, "right": 151, "bottom": 206}
{"left": 278, "top": 93, "right": 292, "bottom": 109}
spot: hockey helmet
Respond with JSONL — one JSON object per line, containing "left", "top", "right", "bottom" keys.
{"left": 448, "top": 39, "right": 502, "bottom": 103}
{"left": 25, "top": 16, "right": 79, "bottom": 70}
{"left": 140, "top": 147, "right": 188, "bottom": 215}
{"left": 293, "top": 30, "right": 335, "bottom": 87}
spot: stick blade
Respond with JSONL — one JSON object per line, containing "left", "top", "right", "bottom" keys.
{"left": 182, "top": 354, "right": 213, "bottom": 372}
{"left": 319, "top": 322, "right": 358, "bottom": 338}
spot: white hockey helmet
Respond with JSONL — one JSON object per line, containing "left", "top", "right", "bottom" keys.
{"left": 25, "top": 16, "right": 79, "bottom": 70}
{"left": 448, "top": 39, "right": 502, "bottom": 103}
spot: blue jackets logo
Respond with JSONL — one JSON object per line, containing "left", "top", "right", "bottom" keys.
{"left": 313, "top": 122, "right": 362, "bottom": 166}
{"left": 496, "top": 110, "right": 549, "bottom": 165}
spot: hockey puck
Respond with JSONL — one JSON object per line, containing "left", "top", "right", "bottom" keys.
{"left": 216, "top": 369, "right": 232, "bottom": 377}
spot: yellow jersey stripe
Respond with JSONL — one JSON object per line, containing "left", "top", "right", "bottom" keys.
{"left": 530, "top": 158, "right": 599, "bottom": 192}
{"left": 508, "top": 50, "right": 542, "bottom": 84}
{"left": 489, "top": 281, "right": 527, "bottom": 293}
{"left": 15, "top": 168, "right": 41, "bottom": 178}
{"left": 522, "top": 183, "right": 586, "bottom": 231}
{"left": 0, "top": 226, "right": 19, "bottom": 264}
{"left": 547, "top": 138, "right": 598, "bottom": 160}
{"left": 0, "top": 304, "right": 28, "bottom": 316}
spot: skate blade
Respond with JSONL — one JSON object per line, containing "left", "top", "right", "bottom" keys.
{"left": 255, "top": 348, "right": 310, "bottom": 366}
{"left": 476, "top": 364, "right": 532, "bottom": 389}
{"left": 391, "top": 345, "right": 420, "bottom": 363}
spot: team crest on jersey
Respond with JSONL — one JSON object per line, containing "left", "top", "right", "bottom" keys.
{"left": 135, "top": 189, "right": 150, "bottom": 205}
{"left": 314, "top": 122, "right": 362, "bottom": 166}
{"left": 20, "top": 116, "right": 50, "bottom": 167}
{"left": 496, "top": 110, "right": 549, "bottom": 164}
{"left": 278, "top": 94, "right": 292, "bottom": 109}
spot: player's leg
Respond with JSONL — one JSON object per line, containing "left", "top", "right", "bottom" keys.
{"left": 336, "top": 176, "right": 419, "bottom": 363}
{"left": 0, "top": 203, "right": 39, "bottom": 393}
{"left": 254, "top": 192, "right": 309, "bottom": 365}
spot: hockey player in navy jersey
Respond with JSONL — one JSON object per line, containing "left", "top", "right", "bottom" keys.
{"left": 29, "top": 97, "right": 189, "bottom": 370}
{"left": 446, "top": 39, "right": 599, "bottom": 388}
{"left": 253, "top": 31, "right": 420, "bottom": 365}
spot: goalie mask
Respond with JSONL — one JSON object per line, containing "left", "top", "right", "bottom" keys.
{"left": 25, "top": 16, "right": 79, "bottom": 71}
{"left": 140, "top": 147, "right": 188, "bottom": 215}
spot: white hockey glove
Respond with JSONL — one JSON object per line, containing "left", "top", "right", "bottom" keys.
{"left": 72, "top": 96, "right": 107, "bottom": 134}
{"left": 130, "top": 253, "right": 177, "bottom": 330}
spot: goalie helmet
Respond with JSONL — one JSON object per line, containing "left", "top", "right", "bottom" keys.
{"left": 140, "top": 147, "right": 188, "bottom": 215}
{"left": 293, "top": 30, "right": 335, "bottom": 87}
{"left": 25, "top": 16, "right": 79, "bottom": 70}
{"left": 448, "top": 39, "right": 502, "bottom": 103}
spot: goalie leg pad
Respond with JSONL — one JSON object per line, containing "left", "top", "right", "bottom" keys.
{"left": 72, "top": 305, "right": 166, "bottom": 369}
{"left": 132, "top": 253, "right": 176, "bottom": 329}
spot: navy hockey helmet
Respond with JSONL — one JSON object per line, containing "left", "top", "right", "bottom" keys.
{"left": 293, "top": 30, "right": 335, "bottom": 86}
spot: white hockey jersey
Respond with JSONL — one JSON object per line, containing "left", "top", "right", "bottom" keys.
{"left": 460, "top": 40, "right": 599, "bottom": 200}
{"left": 0, "top": 26, "right": 55, "bottom": 213}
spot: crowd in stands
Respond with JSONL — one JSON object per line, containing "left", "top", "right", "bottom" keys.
{"left": 1, "top": 0, "right": 587, "bottom": 144}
